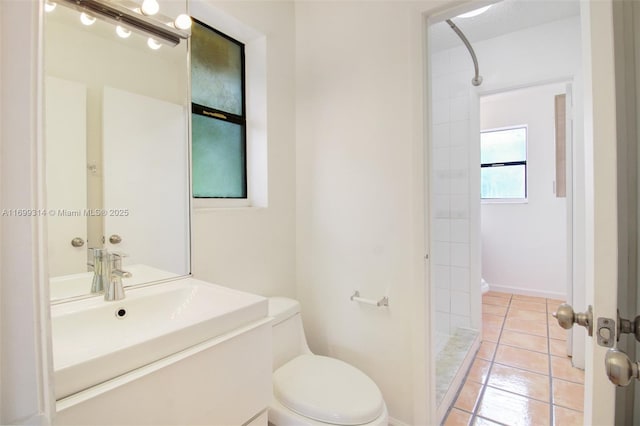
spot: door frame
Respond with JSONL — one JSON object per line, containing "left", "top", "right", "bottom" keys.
{"left": 419, "top": 0, "right": 620, "bottom": 424}
{"left": 581, "top": 0, "right": 618, "bottom": 423}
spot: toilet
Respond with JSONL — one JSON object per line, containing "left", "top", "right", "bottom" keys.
{"left": 268, "top": 297, "right": 389, "bottom": 426}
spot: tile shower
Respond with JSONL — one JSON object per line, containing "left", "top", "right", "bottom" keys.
{"left": 429, "top": 20, "right": 482, "bottom": 413}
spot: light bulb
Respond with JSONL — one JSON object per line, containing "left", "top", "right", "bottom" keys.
{"left": 44, "top": 0, "right": 57, "bottom": 13}
{"left": 116, "top": 25, "right": 131, "bottom": 38}
{"left": 141, "top": 0, "right": 160, "bottom": 16}
{"left": 147, "top": 38, "right": 162, "bottom": 50}
{"left": 80, "top": 12, "right": 96, "bottom": 26}
{"left": 174, "top": 14, "right": 192, "bottom": 30}
{"left": 457, "top": 5, "right": 492, "bottom": 19}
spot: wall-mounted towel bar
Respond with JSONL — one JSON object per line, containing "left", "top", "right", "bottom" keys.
{"left": 350, "top": 291, "right": 389, "bottom": 307}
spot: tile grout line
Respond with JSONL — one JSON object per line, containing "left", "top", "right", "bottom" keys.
{"left": 470, "top": 293, "right": 512, "bottom": 425}
{"left": 547, "top": 298, "right": 555, "bottom": 426}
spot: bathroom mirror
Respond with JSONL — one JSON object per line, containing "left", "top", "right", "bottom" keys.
{"left": 44, "top": 0, "right": 191, "bottom": 301}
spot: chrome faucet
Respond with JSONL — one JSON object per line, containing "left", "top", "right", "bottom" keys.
{"left": 88, "top": 248, "right": 109, "bottom": 294}
{"left": 104, "top": 251, "right": 131, "bottom": 302}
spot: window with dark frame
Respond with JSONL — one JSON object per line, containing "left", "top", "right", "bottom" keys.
{"left": 190, "top": 19, "right": 247, "bottom": 199}
{"left": 480, "top": 127, "right": 527, "bottom": 200}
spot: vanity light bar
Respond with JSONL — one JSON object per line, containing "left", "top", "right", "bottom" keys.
{"left": 59, "top": 0, "right": 190, "bottom": 46}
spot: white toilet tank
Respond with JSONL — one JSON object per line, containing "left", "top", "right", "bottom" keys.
{"left": 269, "top": 297, "right": 311, "bottom": 371}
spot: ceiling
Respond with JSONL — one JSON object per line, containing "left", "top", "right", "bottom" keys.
{"left": 430, "top": 0, "right": 581, "bottom": 51}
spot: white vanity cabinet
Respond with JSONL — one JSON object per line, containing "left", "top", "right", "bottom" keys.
{"left": 53, "top": 319, "right": 272, "bottom": 426}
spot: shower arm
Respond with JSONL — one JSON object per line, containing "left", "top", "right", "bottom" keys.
{"left": 445, "top": 19, "right": 483, "bottom": 86}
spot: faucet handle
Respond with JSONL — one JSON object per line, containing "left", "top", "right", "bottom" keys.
{"left": 109, "top": 251, "right": 128, "bottom": 267}
{"left": 109, "top": 251, "right": 132, "bottom": 278}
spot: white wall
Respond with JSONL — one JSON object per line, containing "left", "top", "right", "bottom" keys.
{"left": 189, "top": 0, "right": 297, "bottom": 298}
{"left": 481, "top": 83, "right": 568, "bottom": 299}
{"left": 478, "top": 14, "right": 585, "bottom": 303}
{"left": 295, "top": 2, "right": 439, "bottom": 423}
{"left": 477, "top": 15, "right": 583, "bottom": 301}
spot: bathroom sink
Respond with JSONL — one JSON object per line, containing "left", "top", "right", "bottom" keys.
{"left": 49, "top": 264, "right": 181, "bottom": 300}
{"left": 51, "top": 278, "right": 268, "bottom": 399}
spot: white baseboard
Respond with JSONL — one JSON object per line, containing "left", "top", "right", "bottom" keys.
{"left": 487, "top": 283, "right": 566, "bottom": 301}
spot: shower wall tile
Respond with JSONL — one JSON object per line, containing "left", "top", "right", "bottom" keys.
{"left": 433, "top": 147, "right": 451, "bottom": 171}
{"left": 433, "top": 241, "right": 451, "bottom": 266}
{"left": 431, "top": 42, "right": 475, "bottom": 325}
{"left": 450, "top": 71, "right": 471, "bottom": 98}
{"left": 432, "top": 99, "right": 451, "bottom": 125}
{"left": 451, "top": 291, "right": 470, "bottom": 316}
{"left": 449, "top": 47, "right": 469, "bottom": 72}
{"left": 433, "top": 195, "right": 451, "bottom": 218}
{"left": 450, "top": 169, "right": 469, "bottom": 194}
{"left": 450, "top": 145, "right": 469, "bottom": 170}
{"left": 451, "top": 242, "right": 470, "bottom": 267}
{"left": 434, "top": 265, "right": 451, "bottom": 289}
{"left": 431, "top": 51, "right": 450, "bottom": 77}
{"left": 451, "top": 219, "right": 470, "bottom": 243}
{"left": 451, "top": 266, "right": 470, "bottom": 292}
{"left": 432, "top": 123, "right": 450, "bottom": 148}
{"left": 435, "top": 311, "right": 451, "bottom": 334}
{"left": 451, "top": 121, "right": 470, "bottom": 147}
{"left": 433, "top": 218, "right": 451, "bottom": 242}
{"left": 432, "top": 170, "right": 451, "bottom": 195}
{"left": 432, "top": 76, "right": 449, "bottom": 101}
{"left": 450, "top": 97, "right": 470, "bottom": 121}
{"left": 435, "top": 287, "right": 451, "bottom": 312}
{"left": 450, "top": 195, "right": 469, "bottom": 219}
{"left": 450, "top": 314, "right": 471, "bottom": 331}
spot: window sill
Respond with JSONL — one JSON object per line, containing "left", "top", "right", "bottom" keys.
{"left": 481, "top": 198, "right": 528, "bottom": 205}
{"left": 193, "top": 198, "right": 251, "bottom": 209}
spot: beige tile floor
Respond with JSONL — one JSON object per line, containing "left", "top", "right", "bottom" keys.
{"left": 443, "top": 291, "right": 585, "bottom": 426}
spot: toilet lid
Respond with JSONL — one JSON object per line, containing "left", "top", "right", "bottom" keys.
{"left": 273, "top": 354, "right": 385, "bottom": 425}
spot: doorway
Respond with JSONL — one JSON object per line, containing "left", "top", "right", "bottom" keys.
{"left": 426, "top": 1, "right": 583, "bottom": 423}
{"left": 480, "top": 83, "right": 571, "bottom": 304}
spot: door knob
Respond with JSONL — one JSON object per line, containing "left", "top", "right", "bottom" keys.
{"left": 552, "top": 304, "right": 593, "bottom": 336}
{"left": 618, "top": 312, "right": 640, "bottom": 343}
{"left": 604, "top": 349, "right": 640, "bottom": 386}
{"left": 71, "top": 237, "right": 85, "bottom": 248}
{"left": 109, "top": 234, "right": 122, "bottom": 244}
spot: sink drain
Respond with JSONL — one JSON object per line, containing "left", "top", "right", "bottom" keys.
{"left": 115, "top": 308, "right": 127, "bottom": 319}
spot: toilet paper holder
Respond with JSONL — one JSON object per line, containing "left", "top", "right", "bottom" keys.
{"left": 350, "top": 291, "right": 389, "bottom": 307}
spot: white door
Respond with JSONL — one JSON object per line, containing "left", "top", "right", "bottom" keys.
{"left": 45, "top": 76, "right": 88, "bottom": 277}
{"left": 102, "top": 87, "right": 189, "bottom": 275}
{"left": 573, "top": 1, "right": 625, "bottom": 423}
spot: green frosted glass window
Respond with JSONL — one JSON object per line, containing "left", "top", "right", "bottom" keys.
{"left": 192, "top": 115, "right": 245, "bottom": 198}
{"left": 191, "top": 22, "right": 243, "bottom": 115}
{"left": 191, "top": 19, "right": 246, "bottom": 198}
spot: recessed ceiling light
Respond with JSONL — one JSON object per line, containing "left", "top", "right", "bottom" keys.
{"left": 457, "top": 5, "right": 492, "bottom": 19}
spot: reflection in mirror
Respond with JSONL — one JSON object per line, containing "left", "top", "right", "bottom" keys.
{"left": 44, "top": 0, "right": 191, "bottom": 301}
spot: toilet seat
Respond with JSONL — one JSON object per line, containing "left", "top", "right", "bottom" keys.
{"left": 273, "top": 354, "right": 385, "bottom": 426}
